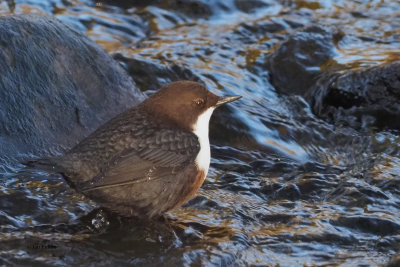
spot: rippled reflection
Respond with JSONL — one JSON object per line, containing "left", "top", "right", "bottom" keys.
{"left": 1, "top": 0, "right": 400, "bottom": 266}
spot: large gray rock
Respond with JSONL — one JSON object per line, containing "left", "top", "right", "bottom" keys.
{"left": 0, "top": 15, "right": 144, "bottom": 169}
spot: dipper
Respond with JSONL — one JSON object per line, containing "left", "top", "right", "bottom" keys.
{"left": 29, "top": 81, "right": 241, "bottom": 218}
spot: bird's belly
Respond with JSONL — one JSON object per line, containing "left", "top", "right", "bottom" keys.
{"left": 83, "top": 164, "right": 207, "bottom": 218}
{"left": 174, "top": 166, "right": 206, "bottom": 207}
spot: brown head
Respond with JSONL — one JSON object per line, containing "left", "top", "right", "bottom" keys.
{"left": 141, "top": 81, "right": 241, "bottom": 131}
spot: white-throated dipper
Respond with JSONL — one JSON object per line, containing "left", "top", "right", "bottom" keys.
{"left": 28, "top": 81, "right": 241, "bottom": 218}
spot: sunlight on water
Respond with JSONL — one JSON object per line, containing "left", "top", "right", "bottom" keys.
{"left": 1, "top": 0, "right": 400, "bottom": 266}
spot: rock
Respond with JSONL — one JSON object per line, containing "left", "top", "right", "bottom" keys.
{"left": 99, "top": 0, "right": 213, "bottom": 18}
{"left": 210, "top": 105, "right": 258, "bottom": 149}
{"left": 234, "top": 0, "right": 275, "bottom": 13}
{"left": 266, "top": 25, "right": 400, "bottom": 131}
{"left": 98, "top": 0, "right": 272, "bottom": 20}
{"left": 309, "top": 62, "right": 400, "bottom": 130}
{"left": 266, "top": 25, "right": 340, "bottom": 95}
{"left": 113, "top": 54, "right": 201, "bottom": 92}
{"left": 234, "top": 19, "right": 291, "bottom": 45}
{"left": 0, "top": 15, "right": 144, "bottom": 169}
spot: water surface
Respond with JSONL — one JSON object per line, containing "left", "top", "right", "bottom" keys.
{"left": 1, "top": 0, "right": 400, "bottom": 266}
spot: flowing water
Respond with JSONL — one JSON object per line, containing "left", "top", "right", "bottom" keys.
{"left": 1, "top": 0, "right": 400, "bottom": 266}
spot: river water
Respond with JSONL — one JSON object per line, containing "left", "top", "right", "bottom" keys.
{"left": 1, "top": 0, "right": 400, "bottom": 266}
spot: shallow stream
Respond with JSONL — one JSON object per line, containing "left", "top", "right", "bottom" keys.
{"left": 1, "top": 0, "right": 400, "bottom": 266}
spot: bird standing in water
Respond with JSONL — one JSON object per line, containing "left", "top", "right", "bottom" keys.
{"left": 29, "top": 81, "right": 241, "bottom": 218}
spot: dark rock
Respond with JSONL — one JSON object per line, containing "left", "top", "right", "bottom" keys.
{"left": 309, "top": 62, "right": 400, "bottom": 130}
{"left": 266, "top": 25, "right": 340, "bottom": 95}
{"left": 210, "top": 105, "right": 259, "bottom": 148}
{"left": 234, "top": 0, "right": 273, "bottom": 13}
{"left": 99, "top": 0, "right": 213, "bottom": 18}
{"left": 99, "top": 0, "right": 273, "bottom": 20}
{"left": 0, "top": 15, "right": 143, "bottom": 169}
{"left": 113, "top": 54, "right": 201, "bottom": 92}
{"left": 267, "top": 25, "right": 400, "bottom": 131}
{"left": 234, "top": 19, "right": 291, "bottom": 45}
{"left": 97, "top": 0, "right": 159, "bottom": 9}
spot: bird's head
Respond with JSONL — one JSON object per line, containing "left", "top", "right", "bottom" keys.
{"left": 142, "top": 81, "right": 241, "bottom": 131}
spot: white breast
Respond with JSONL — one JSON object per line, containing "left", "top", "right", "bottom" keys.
{"left": 192, "top": 107, "right": 215, "bottom": 176}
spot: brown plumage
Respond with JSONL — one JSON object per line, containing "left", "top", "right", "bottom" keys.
{"left": 27, "top": 81, "right": 241, "bottom": 218}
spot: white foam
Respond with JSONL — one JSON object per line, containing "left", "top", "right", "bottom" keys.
{"left": 192, "top": 107, "right": 215, "bottom": 176}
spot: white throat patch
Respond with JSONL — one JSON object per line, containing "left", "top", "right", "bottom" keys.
{"left": 192, "top": 107, "right": 215, "bottom": 176}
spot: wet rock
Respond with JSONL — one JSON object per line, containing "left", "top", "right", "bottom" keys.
{"left": 97, "top": 0, "right": 159, "bottom": 9}
{"left": 309, "top": 62, "right": 400, "bottom": 130}
{"left": 99, "top": 0, "right": 213, "bottom": 18}
{"left": 234, "top": 0, "right": 274, "bottom": 13}
{"left": 266, "top": 25, "right": 339, "bottom": 95}
{"left": 113, "top": 54, "right": 201, "bottom": 92}
{"left": 0, "top": 15, "right": 143, "bottom": 168}
{"left": 234, "top": 18, "right": 291, "bottom": 44}
{"left": 99, "top": 0, "right": 272, "bottom": 19}
{"left": 210, "top": 105, "right": 259, "bottom": 148}
{"left": 267, "top": 25, "right": 400, "bottom": 131}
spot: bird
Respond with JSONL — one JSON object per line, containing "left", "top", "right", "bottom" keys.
{"left": 27, "top": 81, "right": 241, "bottom": 218}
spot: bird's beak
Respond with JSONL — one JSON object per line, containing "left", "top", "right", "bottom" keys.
{"left": 215, "top": 95, "right": 242, "bottom": 107}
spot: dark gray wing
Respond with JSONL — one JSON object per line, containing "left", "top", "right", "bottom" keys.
{"left": 77, "top": 129, "right": 200, "bottom": 192}
{"left": 137, "top": 130, "right": 200, "bottom": 166}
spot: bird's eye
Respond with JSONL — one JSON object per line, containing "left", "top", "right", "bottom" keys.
{"left": 193, "top": 98, "right": 204, "bottom": 106}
